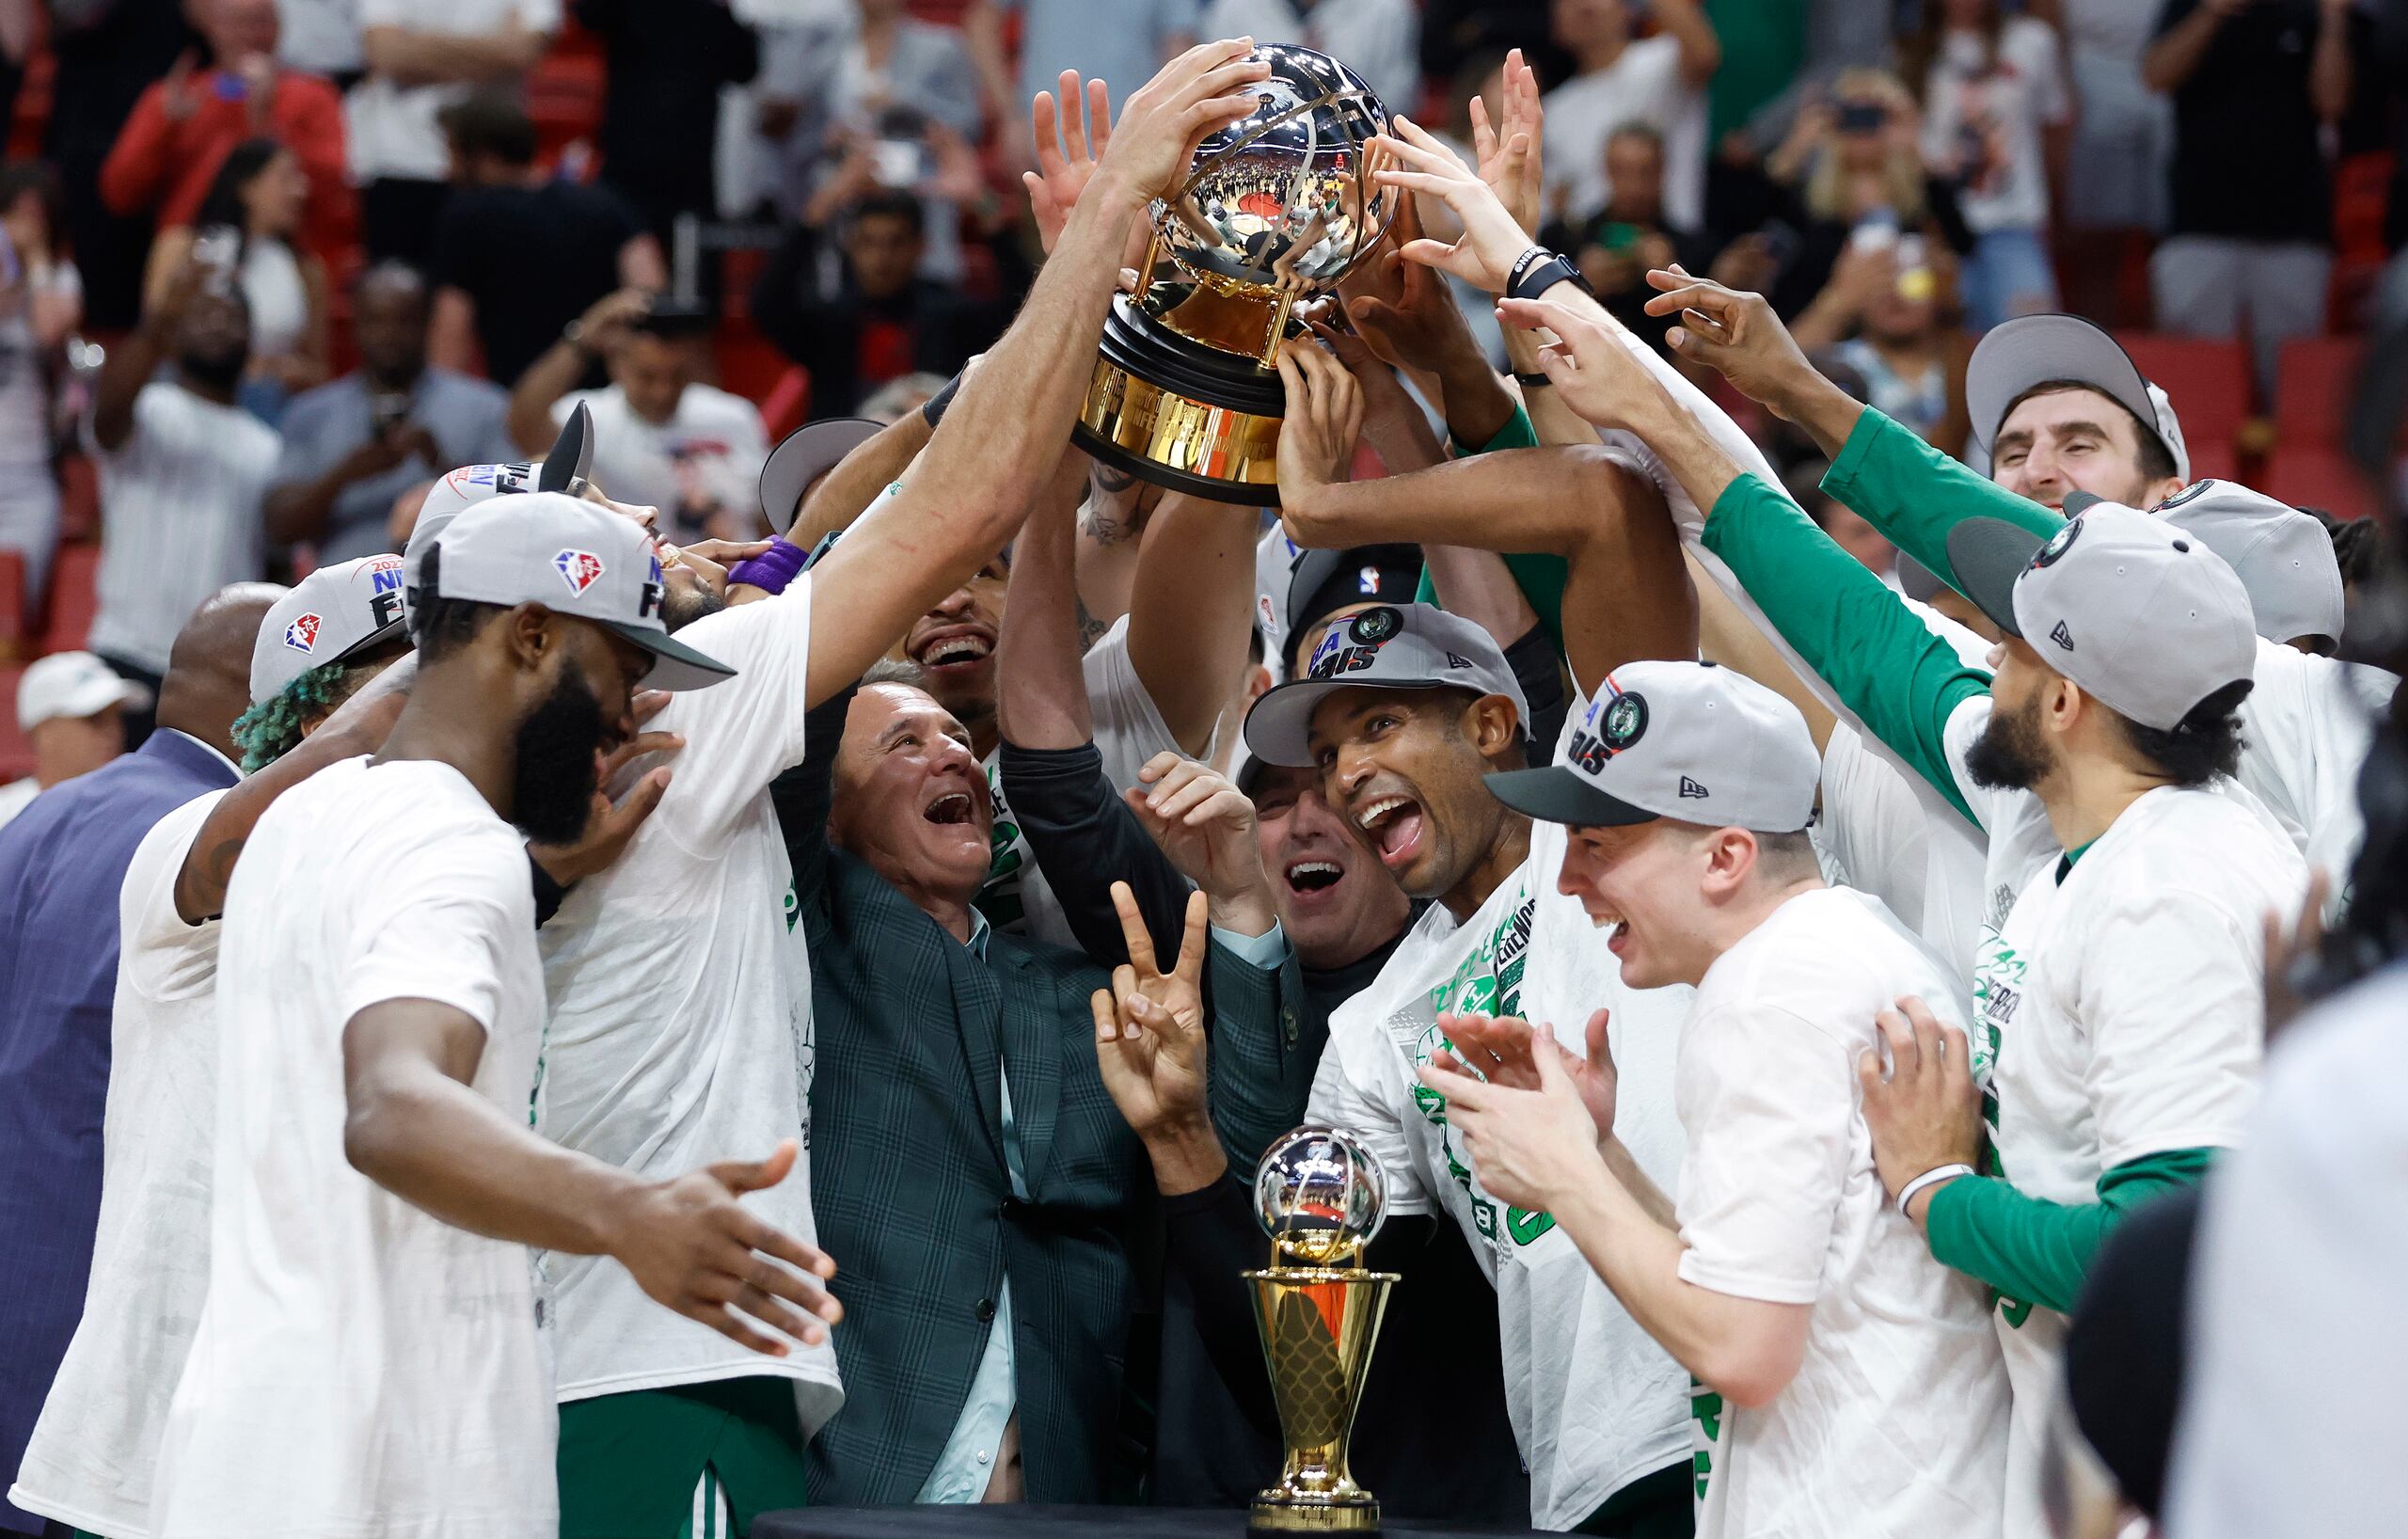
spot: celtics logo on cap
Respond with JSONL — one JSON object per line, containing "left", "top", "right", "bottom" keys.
{"left": 1348, "top": 606, "right": 1402, "bottom": 645}
{"left": 1600, "top": 691, "right": 1648, "bottom": 750}
{"left": 2033, "top": 517, "right": 2083, "bottom": 570}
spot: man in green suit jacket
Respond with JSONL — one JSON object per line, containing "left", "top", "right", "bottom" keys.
{"left": 776, "top": 674, "right": 1316, "bottom": 1506}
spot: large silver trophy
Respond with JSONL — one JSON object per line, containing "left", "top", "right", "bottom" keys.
{"left": 1245, "top": 1127, "right": 1398, "bottom": 1533}
{"left": 1072, "top": 45, "right": 1398, "bottom": 505}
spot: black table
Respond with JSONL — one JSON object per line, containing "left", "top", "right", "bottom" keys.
{"left": 753, "top": 1506, "right": 1550, "bottom": 1539}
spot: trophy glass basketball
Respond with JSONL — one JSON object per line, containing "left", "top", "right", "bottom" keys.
{"left": 1245, "top": 1127, "right": 1398, "bottom": 1533}
{"left": 1072, "top": 44, "right": 1398, "bottom": 506}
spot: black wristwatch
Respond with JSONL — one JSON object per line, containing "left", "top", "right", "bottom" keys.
{"left": 1506, "top": 246, "right": 1588, "bottom": 303}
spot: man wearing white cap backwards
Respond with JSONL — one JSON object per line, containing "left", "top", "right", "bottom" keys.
{"left": 1424, "top": 659, "right": 2010, "bottom": 1539}
{"left": 1504, "top": 286, "right": 2306, "bottom": 1539}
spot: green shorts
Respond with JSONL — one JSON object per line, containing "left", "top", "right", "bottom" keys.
{"left": 1575, "top": 1458, "right": 1696, "bottom": 1539}
{"left": 557, "top": 1377, "right": 813, "bottom": 1539}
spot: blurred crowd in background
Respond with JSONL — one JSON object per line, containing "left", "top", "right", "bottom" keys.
{"left": 0, "top": 0, "right": 2400, "bottom": 782}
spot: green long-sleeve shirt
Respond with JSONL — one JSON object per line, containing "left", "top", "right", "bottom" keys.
{"left": 1694, "top": 459, "right": 2209, "bottom": 1314}
{"left": 1821, "top": 405, "right": 2062, "bottom": 598}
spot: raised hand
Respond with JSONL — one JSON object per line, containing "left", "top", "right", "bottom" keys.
{"left": 1639, "top": 265, "right": 1825, "bottom": 416}
{"left": 530, "top": 696, "right": 680, "bottom": 887}
{"left": 610, "top": 1137, "right": 843, "bottom": 1357}
{"left": 1493, "top": 293, "right": 1673, "bottom": 433}
{"left": 1022, "top": 71, "right": 1113, "bottom": 255}
{"left": 1469, "top": 48, "right": 1545, "bottom": 236}
{"left": 1416, "top": 1030, "right": 1608, "bottom": 1214}
{"left": 1091, "top": 885, "right": 1213, "bottom": 1137}
{"left": 1091, "top": 39, "right": 1271, "bottom": 211}
{"left": 1127, "top": 754, "right": 1275, "bottom": 917}
{"left": 1433, "top": 1007, "right": 1620, "bottom": 1138}
{"left": 1371, "top": 114, "right": 1535, "bottom": 294}
{"left": 1272, "top": 338, "right": 1367, "bottom": 514}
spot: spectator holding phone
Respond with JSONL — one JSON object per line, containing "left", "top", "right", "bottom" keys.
{"left": 1544, "top": 123, "right": 1718, "bottom": 355}
{"left": 1913, "top": 0, "right": 2072, "bottom": 329}
{"left": 263, "top": 262, "right": 514, "bottom": 561}
{"left": 0, "top": 162, "right": 80, "bottom": 613}
{"left": 99, "top": 0, "right": 350, "bottom": 272}
{"left": 141, "top": 138, "right": 329, "bottom": 420}
{"left": 1792, "top": 232, "right": 1972, "bottom": 451}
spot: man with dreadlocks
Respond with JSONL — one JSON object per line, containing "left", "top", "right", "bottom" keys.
{"left": 9, "top": 549, "right": 678, "bottom": 1539}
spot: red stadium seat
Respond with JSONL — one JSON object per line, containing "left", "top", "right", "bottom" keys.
{"left": 758, "top": 367, "right": 813, "bottom": 442}
{"left": 2114, "top": 333, "right": 2253, "bottom": 445}
{"left": 0, "top": 664, "right": 31, "bottom": 780}
{"left": 716, "top": 325, "right": 792, "bottom": 407}
{"left": 2273, "top": 336, "right": 2365, "bottom": 451}
{"left": 0, "top": 550, "right": 23, "bottom": 657}
{"left": 2261, "top": 446, "right": 2380, "bottom": 525}
{"left": 55, "top": 455, "right": 95, "bottom": 543}
{"left": 2183, "top": 439, "right": 2240, "bottom": 486}
{"left": 40, "top": 544, "right": 99, "bottom": 655}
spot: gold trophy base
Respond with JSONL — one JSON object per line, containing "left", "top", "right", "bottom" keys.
{"left": 1071, "top": 294, "right": 1290, "bottom": 506}
{"left": 1245, "top": 1265, "right": 1398, "bottom": 1538}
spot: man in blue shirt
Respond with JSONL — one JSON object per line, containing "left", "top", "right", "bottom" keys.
{"left": 262, "top": 262, "right": 515, "bottom": 564}
{"left": 0, "top": 581, "right": 277, "bottom": 1538}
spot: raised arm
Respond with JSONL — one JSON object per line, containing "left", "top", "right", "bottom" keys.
{"left": 800, "top": 42, "right": 1274, "bottom": 707}
{"left": 508, "top": 288, "right": 648, "bottom": 455}
{"left": 1124, "top": 491, "right": 1262, "bottom": 755}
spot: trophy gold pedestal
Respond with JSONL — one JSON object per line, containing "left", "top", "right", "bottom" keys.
{"left": 1069, "top": 44, "right": 1398, "bottom": 506}
{"left": 1246, "top": 1129, "right": 1398, "bottom": 1535}
{"left": 1245, "top": 1265, "right": 1397, "bottom": 1533}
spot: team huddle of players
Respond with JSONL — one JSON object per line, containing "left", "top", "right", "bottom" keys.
{"left": 7, "top": 39, "right": 2386, "bottom": 1539}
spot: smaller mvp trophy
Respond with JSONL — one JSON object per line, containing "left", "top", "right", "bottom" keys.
{"left": 1072, "top": 44, "right": 1398, "bottom": 505}
{"left": 1246, "top": 1127, "right": 1398, "bottom": 1534}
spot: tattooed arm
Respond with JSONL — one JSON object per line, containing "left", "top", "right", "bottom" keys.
{"left": 172, "top": 659, "right": 414, "bottom": 923}
{"left": 1075, "top": 460, "right": 1155, "bottom": 627}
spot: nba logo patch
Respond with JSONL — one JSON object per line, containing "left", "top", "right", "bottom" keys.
{"left": 283, "top": 612, "right": 321, "bottom": 653}
{"left": 555, "top": 549, "right": 605, "bottom": 595}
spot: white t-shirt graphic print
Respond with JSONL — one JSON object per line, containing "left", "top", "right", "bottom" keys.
{"left": 1678, "top": 887, "right": 2008, "bottom": 1539}
{"left": 150, "top": 757, "right": 553, "bottom": 1539}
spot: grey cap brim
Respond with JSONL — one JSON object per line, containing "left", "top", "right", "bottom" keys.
{"left": 598, "top": 620, "right": 737, "bottom": 691}
{"left": 1243, "top": 676, "right": 1426, "bottom": 767}
{"left": 760, "top": 418, "right": 883, "bottom": 537}
{"left": 540, "top": 403, "right": 594, "bottom": 493}
{"left": 1482, "top": 766, "right": 1660, "bottom": 828}
{"left": 1968, "top": 314, "right": 2154, "bottom": 453}
{"left": 1897, "top": 552, "right": 1946, "bottom": 603}
{"left": 1946, "top": 516, "right": 2050, "bottom": 639}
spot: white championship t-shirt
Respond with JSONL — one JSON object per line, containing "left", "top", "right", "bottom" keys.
{"left": 1307, "top": 805, "right": 1694, "bottom": 1530}
{"left": 150, "top": 758, "right": 553, "bottom": 1539}
{"left": 536, "top": 575, "right": 843, "bottom": 1422}
{"left": 2232, "top": 638, "right": 2393, "bottom": 912}
{"left": 88, "top": 382, "right": 277, "bottom": 674}
{"left": 1941, "top": 710, "right": 2306, "bottom": 1539}
{"left": 976, "top": 613, "right": 1202, "bottom": 949}
{"left": 1811, "top": 599, "right": 1994, "bottom": 974}
{"left": 11, "top": 794, "right": 225, "bottom": 1539}
{"left": 1540, "top": 36, "right": 1708, "bottom": 231}
{"left": 554, "top": 384, "right": 769, "bottom": 533}
{"left": 1678, "top": 886, "right": 2009, "bottom": 1539}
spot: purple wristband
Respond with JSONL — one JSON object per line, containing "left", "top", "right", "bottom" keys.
{"left": 727, "top": 539, "right": 808, "bottom": 595}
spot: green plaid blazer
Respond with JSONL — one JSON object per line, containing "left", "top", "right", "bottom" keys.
{"left": 773, "top": 719, "right": 1313, "bottom": 1507}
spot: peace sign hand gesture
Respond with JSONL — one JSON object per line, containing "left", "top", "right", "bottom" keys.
{"left": 1091, "top": 884, "right": 1212, "bottom": 1138}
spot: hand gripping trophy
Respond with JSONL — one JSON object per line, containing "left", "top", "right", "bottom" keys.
{"left": 1072, "top": 44, "right": 1397, "bottom": 505}
{"left": 1246, "top": 1127, "right": 1399, "bottom": 1533}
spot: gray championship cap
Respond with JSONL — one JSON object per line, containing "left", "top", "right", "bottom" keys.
{"left": 759, "top": 417, "right": 882, "bottom": 537}
{"left": 1242, "top": 602, "right": 1530, "bottom": 768}
{"left": 1967, "top": 314, "right": 2191, "bottom": 484}
{"left": 404, "top": 408, "right": 599, "bottom": 620}
{"left": 250, "top": 553, "right": 411, "bottom": 703}
{"left": 420, "top": 492, "right": 736, "bottom": 690}
{"left": 1484, "top": 660, "right": 1818, "bottom": 833}
{"left": 2152, "top": 480, "right": 2345, "bottom": 646}
{"left": 1947, "top": 494, "right": 2257, "bottom": 731}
